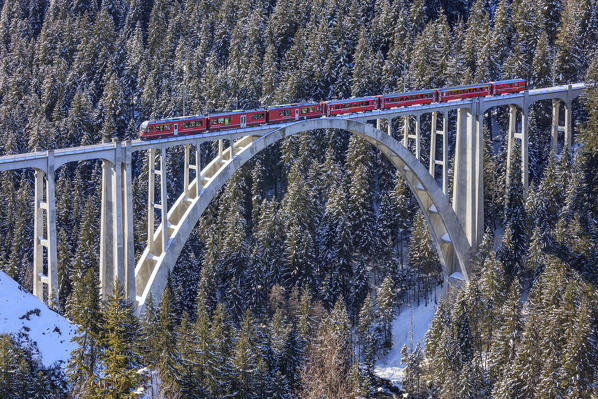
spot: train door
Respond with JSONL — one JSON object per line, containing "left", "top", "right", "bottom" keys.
{"left": 295, "top": 108, "right": 299, "bottom": 121}
{"left": 173, "top": 123, "right": 178, "bottom": 135}
{"left": 241, "top": 115, "right": 246, "bottom": 128}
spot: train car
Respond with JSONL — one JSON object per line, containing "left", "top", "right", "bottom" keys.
{"left": 268, "top": 102, "right": 324, "bottom": 124}
{"left": 139, "top": 115, "right": 209, "bottom": 139}
{"left": 207, "top": 108, "right": 267, "bottom": 131}
{"left": 326, "top": 96, "right": 379, "bottom": 116}
{"left": 438, "top": 83, "right": 492, "bottom": 102}
{"left": 381, "top": 90, "right": 437, "bottom": 109}
{"left": 491, "top": 79, "right": 526, "bottom": 95}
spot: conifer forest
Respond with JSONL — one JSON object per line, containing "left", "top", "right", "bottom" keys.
{"left": 1, "top": 0, "right": 598, "bottom": 397}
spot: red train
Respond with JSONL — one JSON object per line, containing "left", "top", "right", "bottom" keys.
{"left": 139, "top": 79, "right": 526, "bottom": 139}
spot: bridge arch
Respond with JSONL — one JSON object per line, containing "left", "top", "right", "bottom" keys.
{"left": 135, "top": 118, "right": 472, "bottom": 312}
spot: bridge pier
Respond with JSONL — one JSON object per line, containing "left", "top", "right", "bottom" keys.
{"left": 429, "top": 111, "right": 448, "bottom": 195}
{"left": 32, "top": 154, "right": 58, "bottom": 304}
{"left": 453, "top": 104, "right": 484, "bottom": 249}
{"left": 99, "top": 141, "right": 135, "bottom": 299}
{"left": 402, "top": 115, "right": 421, "bottom": 160}
{"left": 506, "top": 104, "right": 529, "bottom": 191}
{"left": 551, "top": 99, "right": 573, "bottom": 153}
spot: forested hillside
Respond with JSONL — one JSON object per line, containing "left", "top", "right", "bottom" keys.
{"left": 0, "top": 0, "right": 597, "bottom": 397}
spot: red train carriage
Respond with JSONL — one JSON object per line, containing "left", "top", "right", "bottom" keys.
{"left": 381, "top": 90, "right": 437, "bottom": 109}
{"left": 326, "top": 96, "right": 380, "bottom": 116}
{"left": 268, "top": 102, "right": 324, "bottom": 123}
{"left": 438, "top": 83, "right": 492, "bottom": 102}
{"left": 207, "top": 108, "right": 267, "bottom": 131}
{"left": 491, "top": 79, "right": 526, "bottom": 95}
{"left": 139, "top": 115, "right": 209, "bottom": 139}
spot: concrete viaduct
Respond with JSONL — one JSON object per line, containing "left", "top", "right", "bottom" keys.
{"left": 0, "top": 83, "right": 586, "bottom": 313}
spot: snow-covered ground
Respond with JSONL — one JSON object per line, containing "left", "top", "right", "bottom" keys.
{"left": 0, "top": 270, "right": 76, "bottom": 368}
{"left": 374, "top": 288, "right": 441, "bottom": 387}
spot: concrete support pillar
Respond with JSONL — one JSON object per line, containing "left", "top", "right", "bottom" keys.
{"left": 32, "top": 158, "right": 58, "bottom": 304}
{"left": 430, "top": 112, "right": 437, "bottom": 175}
{"left": 194, "top": 143, "right": 201, "bottom": 197}
{"left": 99, "top": 141, "right": 134, "bottom": 299}
{"left": 506, "top": 105, "right": 516, "bottom": 188}
{"left": 218, "top": 139, "right": 223, "bottom": 158}
{"left": 122, "top": 141, "right": 135, "bottom": 300}
{"left": 415, "top": 114, "right": 421, "bottom": 160}
{"left": 376, "top": 119, "right": 381, "bottom": 131}
{"left": 402, "top": 116, "right": 409, "bottom": 147}
{"left": 231, "top": 138, "right": 236, "bottom": 159}
{"left": 506, "top": 104, "right": 529, "bottom": 191}
{"left": 184, "top": 143, "right": 201, "bottom": 198}
{"left": 521, "top": 107, "right": 529, "bottom": 191}
{"left": 429, "top": 112, "right": 449, "bottom": 195}
{"left": 32, "top": 169, "right": 44, "bottom": 300}
{"left": 160, "top": 148, "right": 168, "bottom": 253}
{"left": 99, "top": 158, "right": 114, "bottom": 298}
{"left": 551, "top": 99, "right": 559, "bottom": 154}
{"left": 147, "top": 148, "right": 156, "bottom": 249}
{"left": 387, "top": 119, "right": 392, "bottom": 136}
{"left": 184, "top": 144, "right": 190, "bottom": 197}
{"left": 112, "top": 141, "right": 125, "bottom": 293}
{"left": 453, "top": 104, "right": 483, "bottom": 249}
{"left": 564, "top": 100, "right": 572, "bottom": 150}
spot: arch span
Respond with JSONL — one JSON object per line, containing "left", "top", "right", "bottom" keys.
{"left": 135, "top": 118, "right": 472, "bottom": 312}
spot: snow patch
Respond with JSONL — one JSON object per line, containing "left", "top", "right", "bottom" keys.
{"left": 428, "top": 204, "right": 438, "bottom": 213}
{"left": 450, "top": 272, "right": 464, "bottom": 281}
{"left": 416, "top": 182, "right": 424, "bottom": 190}
{"left": 375, "top": 292, "right": 440, "bottom": 386}
{"left": 0, "top": 270, "right": 76, "bottom": 368}
{"left": 441, "top": 233, "right": 451, "bottom": 242}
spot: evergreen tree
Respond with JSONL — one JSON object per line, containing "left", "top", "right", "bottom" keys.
{"left": 67, "top": 268, "right": 103, "bottom": 397}
{"left": 377, "top": 274, "right": 395, "bottom": 348}
{"left": 98, "top": 283, "right": 141, "bottom": 398}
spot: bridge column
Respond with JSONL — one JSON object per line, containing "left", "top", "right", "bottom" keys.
{"left": 564, "top": 100, "right": 572, "bottom": 150}
{"left": 184, "top": 143, "right": 201, "bottom": 198}
{"left": 402, "top": 115, "right": 421, "bottom": 160}
{"left": 122, "top": 142, "right": 135, "bottom": 300}
{"left": 32, "top": 155, "right": 58, "bottom": 304}
{"left": 453, "top": 104, "right": 483, "bottom": 249}
{"left": 100, "top": 141, "right": 134, "bottom": 299}
{"left": 506, "top": 105, "right": 529, "bottom": 191}
{"left": 159, "top": 148, "right": 169, "bottom": 253}
{"left": 146, "top": 147, "right": 170, "bottom": 255}
{"left": 429, "top": 112, "right": 449, "bottom": 195}
{"left": 387, "top": 118, "right": 392, "bottom": 136}
{"left": 218, "top": 139, "right": 224, "bottom": 158}
{"left": 551, "top": 99, "right": 560, "bottom": 154}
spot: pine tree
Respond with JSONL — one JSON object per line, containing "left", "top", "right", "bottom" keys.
{"left": 377, "top": 275, "right": 395, "bottom": 348}
{"left": 67, "top": 268, "right": 103, "bottom": 397}
{"left": 156, "top": 278, "right": 179, "bottom": 398}
{"left": 358, "top": 293, "right": 376, "bottom": 380}
{"left": 487, "top": 280, "right": 523, "bottom": 382}
{"left": 98, "top": 283, "right": 141, "bottom": 398}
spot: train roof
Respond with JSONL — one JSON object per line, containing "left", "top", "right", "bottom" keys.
{"left": 145, "top": 115, "right": 208, "bottom": 125}
{"left": 490, "top": 79, "right": 526, "bottom": 84}
{"left": 208, "top": 108, "right": 266, "bottom": 118}
{"left": 382, "top": 89, "right": 436, "bottom": 98}
{"left": 326, "top": 96, "right": 378, "bottom": 105}
{"left": 438, "top": 83, "right": 492, "bottom": 91}
{"left": 267, "top": 102, "right": 319, "bottom": 110}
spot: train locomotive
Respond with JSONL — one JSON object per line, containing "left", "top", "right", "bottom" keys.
{"left": 139, "top": 79, "right": 526, "bottom": 139}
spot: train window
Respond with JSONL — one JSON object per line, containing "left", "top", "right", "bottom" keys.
{"left": 182, "top": 120, "right": 203, "bottom": 129}
{"left": 279, "top": 109, "right": 292, "bottom": 116}
{"left": 301, "top": 106, "right": 315, "bottom": 114}
{"left": 251, "top": 113, "right": 265, "bottom": 120}
{"left": 155, "top": 124, "right": 171, "bottom": 132}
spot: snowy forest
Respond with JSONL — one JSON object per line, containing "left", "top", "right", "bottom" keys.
{"left": 0, "top": 0, "right": 598, "bottom": 397}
